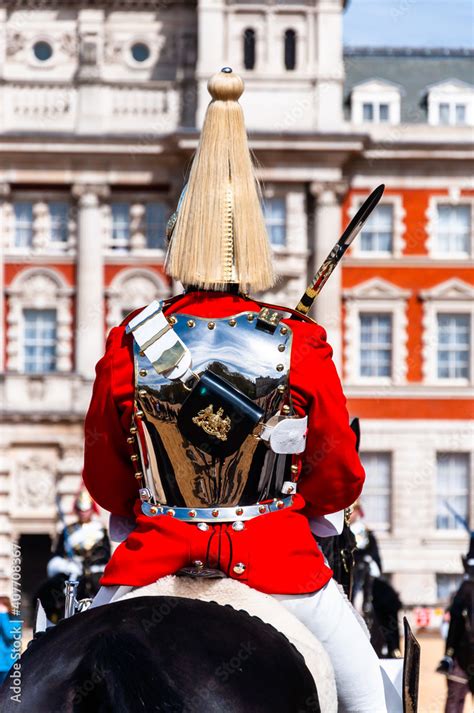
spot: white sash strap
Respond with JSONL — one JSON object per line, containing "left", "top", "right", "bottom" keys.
{"left": 127, "top": 300, "right": 192, "bottom": 381}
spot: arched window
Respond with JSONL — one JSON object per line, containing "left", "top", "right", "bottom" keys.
{"left": 106, "top": 268, "right": 169, "bottom": 332}
{"left": 6, "top": 268, "right": 73, "bottom": 372}
{"left": 284, "top": 29, "right": 296, "bottom": 71}
{"left": 243, "top": 28, "right": 256, "bottom": 71}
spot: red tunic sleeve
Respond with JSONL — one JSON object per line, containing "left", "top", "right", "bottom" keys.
{"left": 288, "top": 319, "right": 365, "bottom": 517}
{"left": 82, "top": 324, "right": 138, "bottom": 517}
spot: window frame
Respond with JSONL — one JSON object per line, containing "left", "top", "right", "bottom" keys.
{"left": 5, "top": 193, "right": 76, "bottom": 254}
{"left": 263, "top": 195, "right": 287, "bottom": 249}
{"left": 348, "top": 195, "right": 406, "bottom": 258}
{"left": 350, "top": 79, "right": 402, "bottom": 126}
{"left": 435, "top": 452, "right": 470, "bottom": 531}
{"left": 426, "top": 196, "right": 474, "bottom": 259}
{"left": 243, "top": 27, "right": 256, "bottom": 71}
{"left": 359, "top": 451, "right": 392, "bottom": 532}
{"left": 436, "top": 313, "right": 471, "bottom": 380}
{"left": 284, "top": 28, "right": 297, "bottom": 71}
{"left": 359, "top": 312, "right": 393, "bottom": 379}
{"left": 420, "top": 279, "right": 474, "bottom": 387}
{"left": 21, "top": 308, "right": 58, "bottom": 375}
{"left": 343, "top": 278, "right": 410, "bottom": 386}
{"left": 5, "top": 267, "right": 73, "bottom": 373}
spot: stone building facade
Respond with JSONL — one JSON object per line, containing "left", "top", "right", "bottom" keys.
{"left": 0, "top": 1, "right": 472, "bottom": 612}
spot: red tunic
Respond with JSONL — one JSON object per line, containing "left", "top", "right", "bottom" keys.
{"left": 83, "top": 291, "right": 365, "bottom": 595}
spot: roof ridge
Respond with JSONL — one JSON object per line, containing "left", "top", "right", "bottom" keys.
{"left": 344, "top": 47, "right": 474, "bottom": 58}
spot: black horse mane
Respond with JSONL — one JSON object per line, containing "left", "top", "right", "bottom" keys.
{"left": 1, "top": 596, "right": 321, "bottom": 713}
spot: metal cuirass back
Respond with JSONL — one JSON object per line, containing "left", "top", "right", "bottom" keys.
{"left": 133, "top": 308, "right": 293, "bottom": 509}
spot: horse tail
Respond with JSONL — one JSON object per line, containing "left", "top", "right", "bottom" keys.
{"left": 69, "top": 629, "right": 182, "bottom": 712}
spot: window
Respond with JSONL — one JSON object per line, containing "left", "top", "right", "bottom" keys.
{"left": 33, "top": 41, "right": 53, "bottom": 62}
{"left": 360, "top": 452, "right": 391, "bottom": 530}
{"left": 284, "top": 29, "right": 296, "bottom": 71}
{"left": 362, "top": 103, "right": 374, "bottom": 122}
{"left": 49, "top": 201, "right": 69, "bottom": 243}
{"left": 435, "top": 204, "right": 471, "bottom": 254}
{"left": 131, "top": 42, "right": 150, "bottom": 63}
{"left": 360, "top": 204, "right": 394, "bottom": 253}
{"left": 14, "top": 202, "right": 34, "bottom": 248}
{"left": 437, "top": 314, "right": 471, "bottom": 379}
{"left": 379, "top": 103, "right": 389, "bottom": 122}
{"left": 111, "top": 203, "right": 131, "bottom": 251}
{"left": 243, "top": 28, "right": 256, "bottom": 71}
{"left": 439, "top": 103, "right": 450, "bottom": 125}
{"left": 438, "top": 101, "right": 468, "bottom": 126}
{"left": 23, "top": 309, "right": 57, "bottom": 373}
{"left": 145, "top": 202, "right": 167, "bottom": 250}
{"left": 359, "top": 313, "right": 392, "bottom": 377}
{"left": 455, "top": 104, "right": 466, "bottom": 124}
{"left": 362, "top": 102, "right": 391, "bottom": 123}
{"left": 436, "top": 453, "right": 470, "bottom": 530}
{"left": 436, "top": 574, "right": 463, "bottom": 602}
{"left": 263, "top": 197, "right": 286, "bottom": 247}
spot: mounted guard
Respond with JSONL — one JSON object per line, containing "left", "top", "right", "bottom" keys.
{"left": 2, "top": 68, "right": 420, "bottom": 713}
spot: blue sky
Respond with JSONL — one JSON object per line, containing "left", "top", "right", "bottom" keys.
{"left": 344, "top": 0, "right": 474, "bottom": 48}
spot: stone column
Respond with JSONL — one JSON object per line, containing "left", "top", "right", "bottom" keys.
{"left": 309, "top": 181, "right": 347, "bottom": 373}
{"left": 72, "top": 184, "right": 109, "bottom": 380}
{"left": 196, "top": 0, "right": 226, "bottom": 126}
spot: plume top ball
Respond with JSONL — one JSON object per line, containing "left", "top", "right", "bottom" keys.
{"left": 208, "top": 68, "right": 244, "bottom": 102}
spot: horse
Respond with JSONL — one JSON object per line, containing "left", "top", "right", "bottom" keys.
{"left": 0, "top": 593, "right": 322, "bottom": 713}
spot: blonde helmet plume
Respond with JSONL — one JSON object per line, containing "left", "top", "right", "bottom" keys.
{"left": 165, "top": 67, "right": 275, "bottom": 293}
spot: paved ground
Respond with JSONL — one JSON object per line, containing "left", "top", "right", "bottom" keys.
{"left": 417, "top": 633, "right": 472, "bottom": 713}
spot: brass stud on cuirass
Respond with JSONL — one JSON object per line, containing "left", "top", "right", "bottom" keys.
{"left": 228, "top": 319, "right": 237, "bottom": 327}
{"left": 235, "top": 507, "right": 244, "bottom": 516}
{"left": 167, "top": 509, "right": 175, "bottom": 517}
{"left": 189, "top": 510, "right": 197, "bottom": 518}
{"left": 187, "top": 320, "right": 195, "bottom": 328}
{"left": 139, "top": 369, "right": 147, "bottom": 377}
{"left": 168, "top": 316, "right": 177, "bottom": 325}
{"left": 280, "top": 326, "right": 288, "bottom": 335}
{"left": 276, "top": 500, "right": 284, "bottom": 509}
{"left": 212, "top": 509, "right": 219, "bottom": 517}
{"left": 277, "top": 384, "right": 286, "bottom": 394}
{"left": 208, "top": 321, "right": 216, "bottom": 330}
{"left": 282, "top": 405, "right": 291, "bottom": 415}
{"left": 258, "top": 505, "right": 266, "bottom": 514}
{"left": 276, "top": 364, "right": 284, "bottom": 372}
{"left": 149, "top": 506, "right": 158, "bottom": 515}
{"left": 278, "top": 344, "right": 285, "bottom": 352}
{"left": 247, "top": 313, "right": 255, "bottom": 322}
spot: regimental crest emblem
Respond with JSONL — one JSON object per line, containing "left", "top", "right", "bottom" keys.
{"left": 192, "top": 404, "right": 231, "bottom": 442}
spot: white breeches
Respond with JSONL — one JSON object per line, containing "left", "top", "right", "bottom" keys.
{"left": 272, "top": 578, "right": 388, "bottom": 713}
